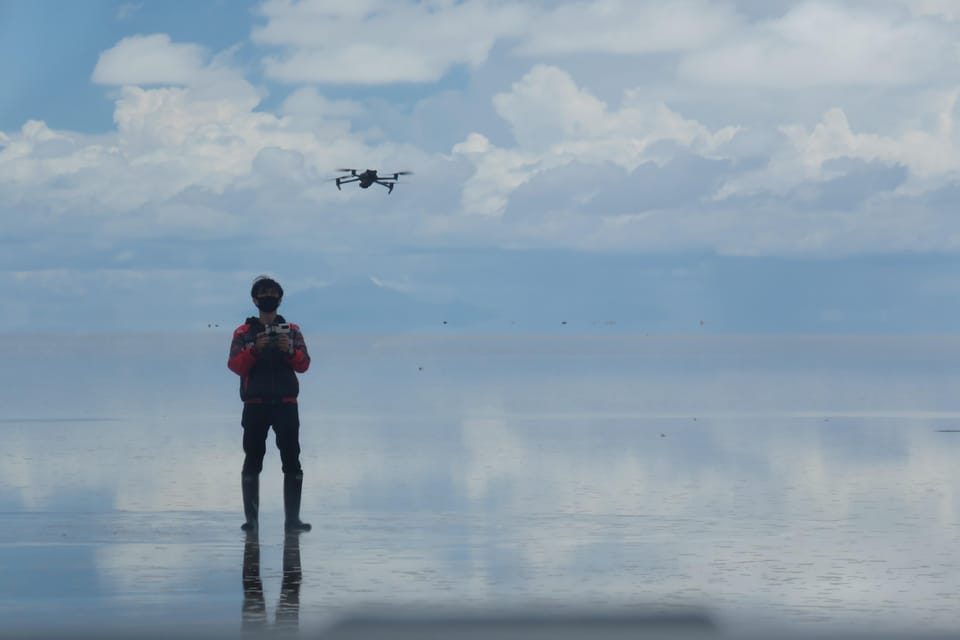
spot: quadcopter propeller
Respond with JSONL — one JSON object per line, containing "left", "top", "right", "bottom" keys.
{"left": 335, "top": 168, "right": 357, "bottom": 172}
{"left": 392, "top": 171, "right": 413, "bottom": 175}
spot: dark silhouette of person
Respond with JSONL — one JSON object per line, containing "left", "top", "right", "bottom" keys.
{"left": 241, "top": 532, "right": 267, "bottom": 633}
{"left": 228, "top": 275, "right": 311, "bottom": 533}
{"left": 276, "top": 533, "right": 303, "bottom": 631}
{"left": 242, "top": 532, "right": 303, "bottom": 633}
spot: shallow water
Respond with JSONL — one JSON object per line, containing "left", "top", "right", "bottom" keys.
{"left": 2, "top": 334, "right": 960, "bottom": 637}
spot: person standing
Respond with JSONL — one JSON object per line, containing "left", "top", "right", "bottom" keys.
{"left": 228, "top": 275, "right": 312, "bottom": 533}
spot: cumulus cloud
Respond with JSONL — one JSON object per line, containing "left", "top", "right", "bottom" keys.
{"left": 4, "top": 0, "right": 960, "bottom": 265}
{"left": 454, "top": 65, "right": 738, "bottom": 216}
{"left": 1, "top": 33, "right": 395, "bottom": 242}
{"left": 717, "top": 93, "right": 960, "bottom": 200}
{"left": 92, "top": 34, "right": 211, "bottom": 87}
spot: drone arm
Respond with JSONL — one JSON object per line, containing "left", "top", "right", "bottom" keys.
{"left": 337, "top": 176, "right": 361, "bottom": 185}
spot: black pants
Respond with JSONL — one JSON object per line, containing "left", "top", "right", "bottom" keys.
{"left": 241, "top": 403, "right": 302, "bottom": 475}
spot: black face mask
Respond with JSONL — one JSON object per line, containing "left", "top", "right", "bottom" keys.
{"left": 256, "top": 296, "right": 280, "bottom": 312}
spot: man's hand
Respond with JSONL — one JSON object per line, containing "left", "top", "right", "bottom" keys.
{"left": 254, "top": 334, "right": 271, "bottom": 353}
{"left": 278, "top": 334, "right": 292, "bottom": 354}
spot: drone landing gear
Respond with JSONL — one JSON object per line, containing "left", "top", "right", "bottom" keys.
{"left": 336, "top": 177, "right": 361, "bottom": 191}
{"left": 367, "top": 180, "right": 395, "bottom": 193}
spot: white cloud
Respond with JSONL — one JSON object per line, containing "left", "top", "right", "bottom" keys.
{"left": 455, "top": 65, "right": 738, "bottom": 216}
{"left": 717, "top": 91, "right": 960, "bottom": 199}
{"left": 492, "top": 65, "right": 609, "bottom": 151}
{"left": 516, "top": 0, "right": 741, "bottom": 55}
{"left": 495, "top": 66, "right": 739, "bottom": 156}
{"left": 248, "top": 1, "right": 960, "bottom": 91}
{"left": 452, "top": 138, "right": 537, "bottom": 218}
{"left": 0, "top": 34, "right": 387, "bottom": 237}
{"left": 5, "top": 1, "right": 960, "bottom": 262}
{"left": 92, "top": 34, "right": 210, "bottom": 86}
{"left": 250, "top": 0, "right": 738, "bottom": 84}
{"left": 679, "top": 2, "right": 960, "bottom": 87}
{"left": 253, "top": 0, "right": 532, "bottom": 84}
{"left": 280, "top": 87, "right": 363, "bottom": 120}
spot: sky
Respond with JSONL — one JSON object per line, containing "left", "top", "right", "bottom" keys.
{"left": 3, "top": 0, "right": 960, "bottom": 333}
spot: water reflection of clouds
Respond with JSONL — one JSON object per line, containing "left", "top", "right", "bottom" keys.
{"left": 4, "top": 336, "right": 960, "bottom": 633}
{"left": 6, "top": 414, "right": 959, "bottom": 530}
{"left": 0, "top": 416, "right": 239, "bottom": 512}
{"left": 445, "top": 412, "right": 960, "bottom": 629}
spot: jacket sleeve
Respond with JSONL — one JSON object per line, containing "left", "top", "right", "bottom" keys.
{"left": 287, "top": 324, "right": 311, "bottom": 373}
{"left": 228, "top": 327, "right": 257, "bottom": 376}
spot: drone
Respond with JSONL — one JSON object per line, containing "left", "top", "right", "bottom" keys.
{"left": 334, "top": 168, "right": 412, "bottom": 194}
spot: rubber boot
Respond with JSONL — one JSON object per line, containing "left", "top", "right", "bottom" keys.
{"left": 241, "top": 473, "right": 259, "bottom": 532}
{"left": 283, "top": 471, "right": 311, "bottom": 533}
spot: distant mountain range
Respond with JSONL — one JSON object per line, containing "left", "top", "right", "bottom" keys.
{"left": 12, "top": 250, "right": 960, "bottom": 334}
{"left": 281, "top": 277, "right": 492, "bottom": 332}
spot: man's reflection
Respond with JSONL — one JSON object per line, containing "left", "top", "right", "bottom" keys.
{"left": 242, "top": 532, "right": 302, "bottom": 633}
{"left": 277, "top": 532, "right": 302, "bottom": 630}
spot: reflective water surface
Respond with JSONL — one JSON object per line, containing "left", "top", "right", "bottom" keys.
{"left": 1, "top": 335, "right": 960, "bottom": 637}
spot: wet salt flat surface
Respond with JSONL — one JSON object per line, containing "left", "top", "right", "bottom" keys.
{"left": 2, "top": 335, "right": 960, "bottom": 638}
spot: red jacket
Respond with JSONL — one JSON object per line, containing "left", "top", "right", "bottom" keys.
{"left": 228, "top": 315, "right": 310, "bottom": 403}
